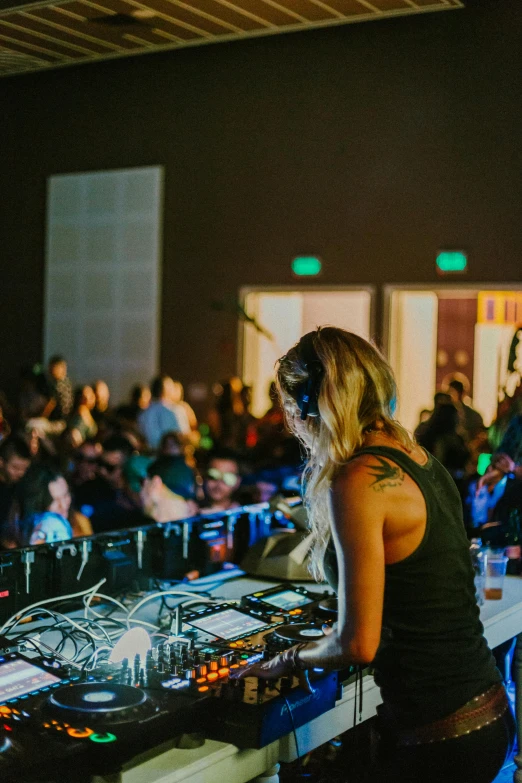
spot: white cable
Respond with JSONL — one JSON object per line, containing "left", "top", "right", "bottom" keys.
{"left": 83, "top": 591, "right": 128, "bottom": 625}
{"left": 125, "top": 590, "right": 215, "bottom": 629}
{"left": 0, "top": 578, "right": 107, "bottom": 636}
{"left": 127, "top": 618, "right": 161, "bottom": 632}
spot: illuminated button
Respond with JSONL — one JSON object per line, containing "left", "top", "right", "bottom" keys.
{"left": 206, "top": 672, "right": 218, "bottom": 682}
{"left": 239, "top": 660, "right": 249, "bottom": 666}
{"left": 67, "top": 728, "right": 94, "bottom": 738}
{"left": 229, "top": 643, "right": 237, "bottom": 648}
{"left": 90, "top": 732, "right": 117, "bottom": 744}
{"left": 235, "top": 640, "right": 244, "bottom": 648}
{"left": 0, "top": 707, "right": 11, "bottom": 715}
{"left": 241, "top": 654, "right": 249, "bottom": 659}
{"left": 294, "top": 609, "right": 302, "bottom": 615}
{"left": 218, "top": 668, "right": 229, "bottom": 677}
{"left": 43, "top": 723, "right": 51, "bottom": 729}
{"left": 51, "top": 721, "right": 58, "bottom": 725}
{"left": 197, "top": 686, "right": 209, "bottom": 693}
{"left": 209, "top": 661, "right": 218, "bottom": 672}
{"left": 229, "top": 664, "right": 240, "bottom": 670}
{"left": 196, "top": 677, "right": 206, "bottom": 684}
{"left": 3, "top": 724, "right": 12, "bottom": 732}
{"left": 11, "top": 710, "right": 20, "bottom": 716}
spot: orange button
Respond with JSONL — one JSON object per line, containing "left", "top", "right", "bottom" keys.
{"left": 229, "top": 643, "right": 237, "bottom": 648}
{"left": 207, "top": 672, "right": 218, "bottom": 682}
{"left": 196, "top": 677, "right": 206, "bottom": 684}
{"left": 67, "top": 728, "right": 94, "bottom": 739}
{"left": 239, "top": 660, "right": 248, "bottom": 666}
{"left": 198, "top": 686, "right": 209, "bottom": 693}
{"left": 218, "top": 668, "right": 229, "bottom": 677}
{"left": 229, "top": 664, "right": 239, "bottom": 670}
{"left": 0, "top": 707, "right": 11, "bottom": 715}
{"left": 11, "top": 710, "right": 20, "bottom": 715}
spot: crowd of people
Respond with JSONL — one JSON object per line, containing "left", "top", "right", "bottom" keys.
{"left": 0, "top": 357, "right": 301, "bottom": 549}
{"left": 0, "top": 353, "right": 521, "bottom": 550}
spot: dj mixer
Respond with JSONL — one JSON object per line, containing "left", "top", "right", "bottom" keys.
{"left": 0, "top": 583, "right": 341, "bottom": 780}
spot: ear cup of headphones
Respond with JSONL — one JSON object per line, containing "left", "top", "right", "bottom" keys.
{"left": 292, "top": 332, "right": 324, "bottom": 419}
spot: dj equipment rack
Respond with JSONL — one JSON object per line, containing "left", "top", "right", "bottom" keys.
{"left": 0, "top": 503, "right": 275, "bottom": 625}
{"left": 0, "top": 580, "right": 343, "bottom": 781}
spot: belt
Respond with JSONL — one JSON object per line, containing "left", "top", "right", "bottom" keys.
{"left": 394, "top": 684, "right": 509, "bottom": 747}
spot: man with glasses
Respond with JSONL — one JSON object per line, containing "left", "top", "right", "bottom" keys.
{"left": 77, "top": 436, "right": 146, "bottom": 532}
{"left": 201, "top": 449, "right": 242, "bottom": 514}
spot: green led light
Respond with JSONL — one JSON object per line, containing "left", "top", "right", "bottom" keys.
{"left": 477, "top": 453, "right": 492, "bottom": 477}
{"left": 436, "top": 251, "right": 467, "bottom": 273}
{"left": 241, "top": 654, "right": 249, "bottom": 659}
{"left": 291, "top": 256, "right": 322, "bottom": 276}
{"left": 90, "top": 732, "right": 117, "bottom": 743}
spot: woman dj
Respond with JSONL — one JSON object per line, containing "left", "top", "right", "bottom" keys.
{"left": 234, "top": 326, "right": 513, "bottom": 783}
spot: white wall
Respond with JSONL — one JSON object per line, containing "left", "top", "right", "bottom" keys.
{"left": 301, "top": 290, "right": 371, "bottom": 339}
{"left": 45, "top": 167, "right": 163, "bottom": 403}
{"left": 473, "top": 323, "right": 515, "bottom": 426}
{"left": 389, "top": 291, "right": 438, "bottom": 434}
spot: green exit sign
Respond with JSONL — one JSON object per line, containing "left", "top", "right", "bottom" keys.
{"left": 436, "top": 250, "right": 468, "bottom": 274}
{"left": 291, "top": 256, "right": 322, "bottom": 276}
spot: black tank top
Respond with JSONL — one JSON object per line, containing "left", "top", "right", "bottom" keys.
{"left": 323, "top": 445, "right": 501, "bottom": 727}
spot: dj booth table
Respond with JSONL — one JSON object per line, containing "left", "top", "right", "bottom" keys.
{"left": 91, "top": 575, "right": 522, "bottom": 783}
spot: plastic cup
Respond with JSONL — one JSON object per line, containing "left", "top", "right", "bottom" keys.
{"left": 474, "top": 551, "right": 486, "bottom": 606}
{"left": 484, "top": 554, "right": 508, "bottom": 600}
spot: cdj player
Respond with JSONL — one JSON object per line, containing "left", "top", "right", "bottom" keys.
{"left": 241, "top": 583, "right": 338, "bottom": 622}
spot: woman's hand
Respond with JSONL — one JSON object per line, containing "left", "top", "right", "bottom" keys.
{"left": 230, "top": 646, "right": 315, "bottom": 692}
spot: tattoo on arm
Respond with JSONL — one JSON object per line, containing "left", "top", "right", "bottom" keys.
{"left": 367, "top": 457, "right": 405, "bottom": 492}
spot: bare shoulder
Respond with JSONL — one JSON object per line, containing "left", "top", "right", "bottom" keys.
{"left": 333, "top": 452, "right": 406, "bottom": 496}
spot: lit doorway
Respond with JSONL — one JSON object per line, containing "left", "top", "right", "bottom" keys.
{"left": 241, "top": 287, "right": 374, "bottom": 417}
{"left": 386, "top": 286, "right": 522, "bottom": 433}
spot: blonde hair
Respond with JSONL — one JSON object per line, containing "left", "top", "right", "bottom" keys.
{"left": 276, "top": 326, "right": 414, "bottom": 580}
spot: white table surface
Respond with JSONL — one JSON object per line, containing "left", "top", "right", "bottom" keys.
{"left": 104, "top": 575, "right": 522, "bottom": 783}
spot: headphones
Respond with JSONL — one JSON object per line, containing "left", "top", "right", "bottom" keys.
{"left": 291, "top": 331, "right": 324, "bottom": 420}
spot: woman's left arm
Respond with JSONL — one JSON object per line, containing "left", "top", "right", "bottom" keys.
{"left": 297, "top": 461, "right": 386, "bottom": 669}
{"left": 233, "top": 460, "right": 387, "bottom": 680}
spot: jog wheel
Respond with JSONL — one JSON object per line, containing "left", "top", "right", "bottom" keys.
{"left": 45, "top": 683, "right": 156, "bottom": 726}
{"left": 273, "top": 623, "right": 325, "bottom": 642}
{"left": 317, "top": 597, "right": 338, "bottom": 620}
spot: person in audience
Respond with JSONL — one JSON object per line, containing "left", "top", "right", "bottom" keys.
{"left": 92, "top": 380, "right": 114, "bottom": 436}
{"left": 0, "top": 436, "right": 32, "bottom": 526}
{"left": 253, "top": 380, "right": 301, "bottom": 467}
{"left": 200, "top": 449, "right": 242, "bottom": 513}
{"left": 46, "top": 355, "right": 73, "bottom": 421}
{"left": 416, "top": 403, "right": 470, "bottom": 489}
{"left": 69, "top": 439, "right": 102, "bottom": 490}
{"left": 0, "top": 394, "right": 11, "bottom": 443}
{"left": 18, "top": 365, "right": 50, "bottom": 422}
{"left": 68, "top": 385, "right": 98, "bottom": 447}
{"left": 478, "top": 414, "right": 522, "bottom": 523}
{"left": 208, "top": 377, "right": 253, "bottom": 453}
{"left": 448, "top": 379, "right": 484, "bottom": 439}
{"left": 138, "top": 375, "right": 190, "bottom": 449}
{"left": 140, "top": 455, "right": 198, "bottom": 523}
{"left": 3, "top": 463, "right": 73, "bottom": 547}
{"left": 116, "top": 384, "right": 151, "bottom": 425}
{"left": 167, "top": 381, "right": 198, "bottom": 429}
{"left": 83, "top": 436, "right": 145, "bottom": 532}
{"left": 413, "top": 391, "right": 452, "bottom": 442}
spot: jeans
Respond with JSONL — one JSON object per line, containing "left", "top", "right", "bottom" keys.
{"left": 363, "top": 707, "right": 516, "bottom": 783}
